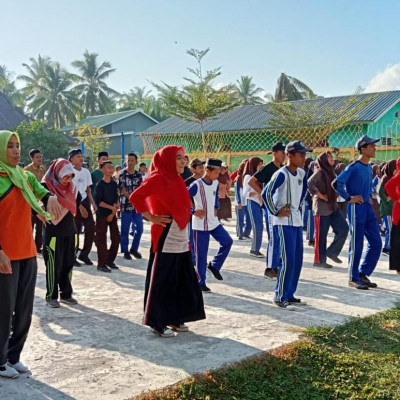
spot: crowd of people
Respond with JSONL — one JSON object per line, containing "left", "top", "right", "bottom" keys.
{"left": 1, "top": 127, "right": 400, "bottom": 378}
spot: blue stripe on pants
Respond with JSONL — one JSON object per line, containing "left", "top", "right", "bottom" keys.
{"left": 247, "top": 200, "right": 263, "bottom": 252}
{"left": 382, "top": 215, "right": 391, "bottom": 250}
{"left": 236, "top": 205, "right": 252, "bottom": 238}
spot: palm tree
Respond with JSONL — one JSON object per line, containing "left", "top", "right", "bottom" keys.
{"left": 71, "top": 50, "right": 119, "bottom": 116}
{"left": 274, "top": 73, "right": 317, "bottom": 102}
{"left": 19, "top": 55, "right": 53, "bottom": 97}
{"left": 235, "top": 76, "right": 265, "bottom": 105}
{"left": 0, "top": 65, "right": 25, "bottom": 109}
{"left": 21, "top": 62, "right": 79, "bottom": 128}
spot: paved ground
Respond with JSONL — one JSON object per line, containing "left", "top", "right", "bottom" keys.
{"left": 1, "top": 218, "right": 400, "bottom": 399}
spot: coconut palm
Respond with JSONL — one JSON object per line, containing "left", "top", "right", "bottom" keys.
{"left": 274, "top": 73, "right": 317, "bottom": 102}
{"left": 0, "top": 65, "right": 25, "bottom": 109}
{"left": 235, "top": 76, "right": 265, "bottom": 105}
{"left": 19, "top": 55, "right": 53, "bottom": 97}
{"left": 71, "top": 50, "right": 119, "bottom": 116}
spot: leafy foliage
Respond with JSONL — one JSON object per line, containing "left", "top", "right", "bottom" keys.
{"left": 235, "top": 76, "right": 266, "bottom": 105}
{"left": 274, "top": 73, "right": 317, "bottom": 102}
{"left": 73, "top": 123, "right": 110, "bottom": 162}
{"left": 0, "top": 65, "right": 25, "bottom": 110}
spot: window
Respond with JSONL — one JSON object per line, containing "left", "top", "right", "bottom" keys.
{"left": 395, "top": 111, "right": 399, "bottom": 118}
{"left": 381, "top": 136, "right": 393, "bottom": 145}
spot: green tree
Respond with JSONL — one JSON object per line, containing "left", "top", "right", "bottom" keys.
{"left": 71, "top": 50, "right": 119, "bottom": 116}
{"left": 152, "top": 48, "right": 240, "bottom": 152}
{"left": 20, "top": 61, "right": 79, "bottom": 129}
{"left": 235, "top": 76, "right": 265, "bottom": 105}
{"left": 14, "top": 120, "right": 70, "bottom": 165}
{"left": 274, "top": 73, "right": 317, "bottom": 102}
{"left": 73, "top": 123, "right": 110, "bottom": 162}
{"left": 0, "top": 65, "right": 25, "bottom": 110}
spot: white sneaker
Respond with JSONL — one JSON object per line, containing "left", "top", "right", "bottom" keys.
{"left": 151, "top": 327, "right": 175, "bottom": 338}
{"left": 169, "top": 323, "right": 189, "bottom": 332}
{"left": 8, "top": 361, "right": 29, "bottom": 373}
{"left": 0, "top": 363, "right": 19, "bottom": 378}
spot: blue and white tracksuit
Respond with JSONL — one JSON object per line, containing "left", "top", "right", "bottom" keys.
{"left": 234, "top": 181, "right": 252, "bottom": 238}
{"left": 335, "top": 161, "right": 382, "bottom": 282}
{"left": 243, "top": 175, "right": 263, "bottom": 252}
{"left": 263, "top": 166, "right": 308, "bottom": 302}
{"left": 189, "top": 179, "right": 233, "bottom": 286}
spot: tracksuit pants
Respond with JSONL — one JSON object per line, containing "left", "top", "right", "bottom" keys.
{"left": 314, "top": 210, "right": 349, "bottom": 264}
{"left": 0, "top": 257, "right": 37, "bottom": 365}
{"left": 348, "top": 202, "right": 382, "bottom": 282}
{"left": 74, "top": 197, "right": 95, "bottom": 258}
{"left": 120, "top": 211, "right": 143, "bottom": 253}
{"left": 95, "top": 216, "right": 120, "bottom": 267}
{"left": 43, "top": 234, "right": 76, "bottom": 302}
{"left": 389, "top": 223, "right": 400, "bottom": 271}
{"left": 235, "top": 205, "right": 252, "bottom": 238}
{"left": 382, "top": 215, "right": 392, "bottom": 251}
{"left": 247, "top": 200, "right": 263, "bottom": 252}
{"left": 194, "top": 225, "right": 233, "bottom": 285}
{"left": 266, "top": 209, "right": 281, "bottom": 269}
{"left": 305, "top": 206, "right": 315, "bottom": 242}
{"left": 274, "top": 225, "right": 303, "bottom": 302}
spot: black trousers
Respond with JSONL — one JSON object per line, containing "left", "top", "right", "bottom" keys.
{"left": 389, "top": 223, "right": 400, "bottom": 271}
{"left": 43, "top": 234, "right": 76, "bottom": 301}
{"left": 31, "top": 213, "right": 43, "bottom": 252}
{"left": 95, "top": 216, "right": 120, "bottom": 266}
{"left": 74, "top": 197, "right": 95, "bottom": 258}
{"left": 0, "top": 257, "right": 37, "bottom": 365}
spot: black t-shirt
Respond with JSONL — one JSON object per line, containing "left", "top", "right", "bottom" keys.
{"left": 185, "top": 175, "right": 196, "bottom": 187}
{"left": 181, "top": 166, "right": 192, "bottom": 181}
{"left": 253, "top": 162, "right": 281, "bottom": 187}
{"left": 95, "top": 179, "right": 119, "bottom": 218}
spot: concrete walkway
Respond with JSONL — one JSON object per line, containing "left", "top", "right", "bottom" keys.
{"left": 1, "top": 219, "right": 400, "bottom": 399}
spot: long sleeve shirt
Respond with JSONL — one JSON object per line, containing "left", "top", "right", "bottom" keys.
{"left": 307, "top": 170, "right": 336, "bottom": 216}
{"left": 384, "top": 174, "right": 400, "bottom": 225}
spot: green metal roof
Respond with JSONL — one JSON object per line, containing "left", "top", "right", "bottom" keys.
{"left": 141, "top": 91, "right": 400, "bottom": 135}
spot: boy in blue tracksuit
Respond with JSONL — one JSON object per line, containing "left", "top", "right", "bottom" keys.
{"left": 334, "top": 135, "right": 382, "bottom": 290}
{"left": 262, "top": 141, "right": 311, "bottom": 310}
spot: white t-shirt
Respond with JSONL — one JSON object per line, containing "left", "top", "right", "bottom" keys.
{"left": 243, "top": 174, "right": 262, "bottom": 206}
{"left": 72, "top": 167, "right": 92, "bottom": 201}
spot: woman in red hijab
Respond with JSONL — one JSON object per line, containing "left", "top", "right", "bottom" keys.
{"left": 130, "top": 145, "right": 205, "bottom": 337}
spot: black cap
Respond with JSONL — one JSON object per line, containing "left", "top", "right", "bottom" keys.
{"left": 355, "top": 135, "right": 380, "bottom": 150}
{"left": 205, "top": 158, "right": 222, "bottom": 169}
{"left": 285, "top": 140, "right": 313, "bottom": 155}
{"left": 268, "top": 141, "right": 286, "bottom": 155}
{"left": 68, "top": 148, "right": 82, "bottom": 160}
{"left": 190, "top": 158, "right": 206, "bottom": 167}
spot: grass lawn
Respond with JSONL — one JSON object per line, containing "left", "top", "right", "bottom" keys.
{"left": 134, "top": 303, "right": 400, "bottom": 400}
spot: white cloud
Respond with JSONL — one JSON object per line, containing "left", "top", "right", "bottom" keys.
{"left": 365, "top": 63, "right": 400, "bottom": 93}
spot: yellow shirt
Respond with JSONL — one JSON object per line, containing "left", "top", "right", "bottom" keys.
{"left": 24, "top": 162, "right": 46, "bottom": 182}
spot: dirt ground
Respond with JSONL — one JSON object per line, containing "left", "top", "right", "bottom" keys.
{"left": 1, "top": 218, "right": 399, "bottom": 399}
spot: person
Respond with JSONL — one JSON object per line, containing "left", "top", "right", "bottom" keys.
{"left": 243, "top": 157, "right": 264, "bottom": 257}
{"left": 371, "top": 164, "right": 382, "bottom": 225}
{"left": 379, "top": 160, "right": 396, "bottom": 256}
{"left": 334, "top": 135, "right": 382, "bottom": 290}
{"left": 217, "top": 163, "right": 232, "bottom": 222}
{"left": 263, "top": 140, "right": 310, "bottom": 310}
{"left": 308, "top": 151, "right": 349, "bottom": 268}
{"left": 119, "top": 153, "right": 143, "bottom": 261}
{"left": 130, "top": 145, "right": 205, "bottom": 337}
{"left": 113, "top": 165, "right": 123, "bottom": 182}
{"left": 0, "top": 130, "right": 62, "bottom": 378}
{"left": 383, "top": 156, "right": 400, "bottom": 275}
{"left": 24, "top": 149, "right": 46, "bottom": 253}
{"left": 335, "top": 163, "right": 348, "bottom": 219}
{"left": 139, "top": 162, "right": 148, "bottom": 180}
{"left": 248, "top": 142, "right": 286, "bottom": 278}
{"left": 70, "top": 148, "right": 96, "bottom": 266}
{"left": 234, "top": 159, "right": 252, "bottom": 241}
{"left": 41, "top": 159, "right": 81, "bottom": 308}
{"left": 91, "top": 151, "right": 109, "bottom": 199}
{"left": 189, "top": 158, "right": 233, "bottom": 292}
{"left": 95, "top": 161, "right": 120, "bottom": 273}
{"left": 304, "top": 159, "right": 316, "bottom": 246}
{"left": 180, "top": 155, "right": 192, "bottom": 181}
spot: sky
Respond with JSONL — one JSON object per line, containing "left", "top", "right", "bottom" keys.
{"left": 2, "top": 0, "right": 400, "bottom": 98}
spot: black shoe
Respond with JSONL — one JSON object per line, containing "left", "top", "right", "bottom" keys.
{"left": 359, "top": 273, "right": 378, "bottom": 288}
{"left": 123, "top": 252, "right": 132, "bottom": 260}
{"left": 74, "top": 259, "right": 81, "bottom": 267}
{"left": 207, "top": 263, "right": 223, "bottom": 280}
{"left": 326, "top": 254, "right": 342, "bottom": 264}
{"left": 97, "top": 265, "right": 112, "bottom": 273}
{"left": 288, "top": 297, "right": 307, "bottom": 305}
{"left": 264, "top": 268, "right": 278, "bottom": 280}
{"left": 130, "top": 250, "right": 142, "bottom": 259}
{"left": 313, "top": 262, "right": 333, "bottom": 269}
{"left": 78, "top": 255, "right": 93, "bottom": 265}
{"left": 60, "top": 297, "right": 78, "bottom": 305}
{"left": 308, "top": 240, "right": 315, "bottom": 247}
{"left": 250, "top": 250, "right": 264, "bottom": 258}
{"left": 200, "top": 284, "right": 211, "bottom": 293}
{"left": 274, "top": 300, "right": 297, "bottom": 310}
{"left": 107, "top": 262, "right": 119, "bottom": 270}
{"left": 244, "top": 235, "right": 252, "bottom": 240}
{"left": 238, "top": 236, "right": 246, "bottom": 241}
{"left": 382, "top": 249, "right": 390, "bottom": 256}
{"left": 348, "top": 280, "right": 369, "bottom": 290}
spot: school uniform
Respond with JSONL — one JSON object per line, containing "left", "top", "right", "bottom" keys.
{"left": 189, "top": 178, "right": 233, "bottom": 286}
{"left": 234, "top": 181, "right": 251, "bottom": 238}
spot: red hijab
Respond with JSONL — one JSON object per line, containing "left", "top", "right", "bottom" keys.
{"left": 43, "top": 158, "right": 77, "bottom": 216}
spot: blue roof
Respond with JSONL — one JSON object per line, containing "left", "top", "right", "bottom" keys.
{"left": 141, "top": 91, "right": 400, "bottom": 135}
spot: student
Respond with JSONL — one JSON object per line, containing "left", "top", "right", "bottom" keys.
{"left": 334, "top": 135, "right": 382, "bottom": 290}
{"left": 248, "top": 142, "right": 286, "bottom": 278}
{"left": 95, "top": 161, "right": 120, "bottom": 273}
{"left": 379, "top": 160, "right": 396, "bottom": 255}
{"left": 0, "top": 130, "right": 62, "bottom": 379}
{"left": 335, "top": 163, "right": 348, "bottom": 219}
{"left": 91, "top": 151, "right": 109, "bottom": 199}
{"left": 180, "top": 155, "right": 192, "bottom": 180}
{"left": 243, "top": 157, "right": 264, "bottom": 257}
{"left": 308, "top": 152, "right": 349, "bottom": 268}
{"left": 41, "top": 159, "right": 81, "bottom": 308}
{"left": 119, "top": 153, "right": 143, "bottom": 260}
{"left": 234, "top": 159, "right": 252, "bottom": 241}
{"left": 304, "top": 160, "right": 316, "bottom": 246}
{"left": 70, "top": 148, "right": 96, "bottom": 266}
{"left": 130, "top": 145, "right": 205, "bottom": 337}
{"left": 139, "top": 162, "right": 148, "bottom": 180}
{"left": 383, "top": 156, "right": 400, "bottom": 275}
{"left": 24, "top": 149, "right": 46, "bottom": 253}
{"left": 217, "top": 163, "right": 232, "bottom": 222}
{"left": 263, "top": 140, "right": 310, "bottom": 310}
{"left": 189, "top": 158, "right": 233, "bottom": 292}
